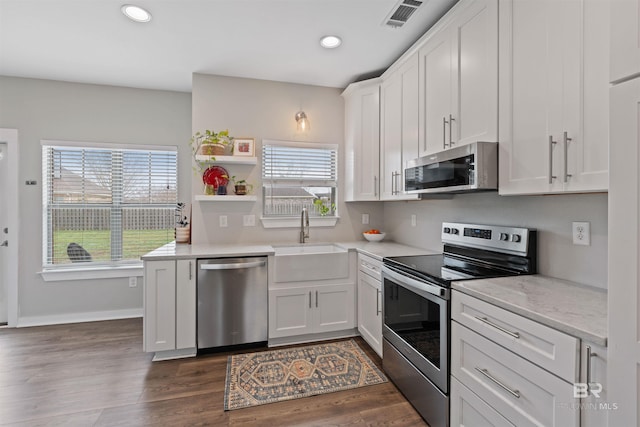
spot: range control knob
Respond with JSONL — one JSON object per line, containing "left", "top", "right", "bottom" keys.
{"left": 451, "top": 228, "right": 460, "bottom": 235}
{"left": 443, "top": 227, "right": 451, "bottom": 234}
{"left": 500, "top": 233, "right": 509, "bottom": 241}
{"left": 511, "top": 234, "right": 522, "bottom": 243}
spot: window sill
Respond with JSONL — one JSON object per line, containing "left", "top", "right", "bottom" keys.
{"left": 260, "top": 216, "right": 339, "bottom": 229}
{"left": 40, "top": 264, "right": 143, "bottom": 282}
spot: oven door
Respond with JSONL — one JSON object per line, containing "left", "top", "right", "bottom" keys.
{"left": 382, "top": 265, "right": 449, "bottom": 394}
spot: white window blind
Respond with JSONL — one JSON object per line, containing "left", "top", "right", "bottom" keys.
{"left": 42, "top": 141, "right": 178, "bottom": 268}
{"left": 262, "top": 140, "right": 338, "bottom": 217}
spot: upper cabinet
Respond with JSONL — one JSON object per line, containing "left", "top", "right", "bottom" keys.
{"left": 380, "top": 54, "right": 420, "bottom": 201}
{"left": 342, "top": 79, "right": 381, "bottom": 202}
{"left": 499, "top": 0, "right": 609, "bottom": 195}
{"left": 610, "top": 0, "right": 640, "bottom": 83}
{"left": 418, "top": 0, "right": 498, "bottom": 156}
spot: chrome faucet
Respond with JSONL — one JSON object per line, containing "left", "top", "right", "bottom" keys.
{"left": 300, "top": 208, "right": 310, "bottom": 243}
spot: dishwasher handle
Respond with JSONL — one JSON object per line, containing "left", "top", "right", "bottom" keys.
{"left": 200, "top": 260, "right": 266, "bottom": 271}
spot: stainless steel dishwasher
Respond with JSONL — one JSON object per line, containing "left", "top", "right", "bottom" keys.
{"left": 196, "top": 256, "right": 268, "bottom": 349}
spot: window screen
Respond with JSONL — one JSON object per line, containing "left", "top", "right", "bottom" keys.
{"left": 262, "top": 140, "right": 338, "bottom": 217}
{"left": 42, "top": 141, "right": 178, "bottom": 267}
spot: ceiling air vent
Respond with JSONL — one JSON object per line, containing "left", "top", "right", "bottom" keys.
{"left": 384, "top": 0, "right": 424, "bottom": 28}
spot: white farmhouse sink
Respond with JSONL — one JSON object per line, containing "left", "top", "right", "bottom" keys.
{"left": 273, "top": 244, "right": 349, "bottom": 282}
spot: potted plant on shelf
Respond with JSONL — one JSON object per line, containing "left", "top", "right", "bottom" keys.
{"left": 313, "top": 198, "right": 336, "bottom": 216}
{"left": 223, "top": 175, "right": 254, "bottom": 195}
{"left": 190, "top": 129, "right": 233, "bottom": 170}
{"left": 175, "top": 202, "right": 190, "bottom": 243}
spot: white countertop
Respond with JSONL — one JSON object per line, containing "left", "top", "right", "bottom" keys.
{"left": 452, "top": 275, "right": 608, "bottom": 346}
{"left": 141, "top": 240, "right": 433, "bottom": 261}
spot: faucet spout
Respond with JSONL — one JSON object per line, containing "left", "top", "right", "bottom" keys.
{"left": 300, "top": 208, "right": 310, "bottom": 243}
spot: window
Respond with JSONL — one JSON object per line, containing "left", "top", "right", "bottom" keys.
{"left": 42, "top": 140, "right": 178, "bottom": 269}
{"left": 262, "top": 140, "right": 338, "bottom": 218}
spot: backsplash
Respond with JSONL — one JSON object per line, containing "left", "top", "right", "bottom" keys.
{"left": 383, "top": 192, "right": 608, "bottom": 289}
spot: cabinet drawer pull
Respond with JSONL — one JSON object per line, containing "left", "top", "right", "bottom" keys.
{"left": 475, "top": 367, "right": 521, "bottom": 399}
{"left": 376, "top": 289, "right": 381, "bottom": 315}
{"left": 586, "top": 345, "right": 597, "bottom": 386}
{"left": 475, "top": 316, "right": 520, "bottom": 338}
{"left": 563, "top": 131, "right": 572, "bottom": 183}
{"left": 549, "top": 135, "right": 557, "bottom": 183}
{"left": 309, "top": 291, "right": 312, "bottom": 308}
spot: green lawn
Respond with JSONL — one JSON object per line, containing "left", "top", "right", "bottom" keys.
{"left": 52, "top": 229, "right": 174, "bottom": 264}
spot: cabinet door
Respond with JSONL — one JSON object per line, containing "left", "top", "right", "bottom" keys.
{"left": 176, "top": 259, "right": 196, "bottom": 349}
{"left": 401, "top": 54, "right": 420, "bottom": 171}
{"left": 450, "top": 377, "right": 515, "bottom": 427}
{"left": 357, "top": 272, "right": 382, "bottom": 357}
{"left": 419, "top": 28, "right": 454, "bottom": 156}
{"left": 498, "top": 0, "right": 575, "bottom": 195}
{"left": 314, "top": 283, "right": 355, "bottom": 333}
{"left": 343, "top": 81, "right": 380, "bottom": 201}
{"left": 580, "top": 341, "right": 608, "bottom": 427}
{"left": 452, "top": 0, "right": 498, "bottom": 147}
{"left": 380, "top": 71, "right": 403, "bottom": 200}
{"left": 144, "top": 260, "right": 176, "bottom": 352}
{"left": 268, "top": 287, "right": 314, "bottom": 339}
{"left": 610, "top": 0, "right": 640, "bottom": 83}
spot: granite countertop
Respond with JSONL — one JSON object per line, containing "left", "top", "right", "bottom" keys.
{"left": 452, "top": 275, "right": 608, "bottom": 346}
{"left": 142, "top": 240, "right": 433, "bottom": 261}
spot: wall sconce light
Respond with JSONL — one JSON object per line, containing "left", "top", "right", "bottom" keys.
{"left": 295, "top": 111, "right": 310, "bottom": 132}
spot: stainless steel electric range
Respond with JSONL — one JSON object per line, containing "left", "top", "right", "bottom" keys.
{"left": 381, "top": 222, "right": 537, "bottom": 427}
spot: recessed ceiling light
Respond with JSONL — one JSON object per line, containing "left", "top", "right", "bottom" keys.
{"left": 121, "top": 5, "right": 152, "bottom": 23}
{"left": 320, "top": 35, "right": 342, "bottom": 49}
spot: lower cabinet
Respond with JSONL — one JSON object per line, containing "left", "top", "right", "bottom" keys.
{"left": 580, "top": 341, "right": 609, "bottom": 427}
{"left": 450, "top": 376, "right": 514, "bottom": 427}
{"left": 143, "top": 259, "right": 196, "bottom": 356}
{"left": 357, "top": 263, "right": 382, "bottom": 357}
{"left": 268, "top": 283, "right": 355, "bottom": 339}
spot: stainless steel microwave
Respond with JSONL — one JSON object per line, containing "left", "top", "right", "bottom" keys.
{"left": 404, "top": 141, "right": 498, "bottom": 195}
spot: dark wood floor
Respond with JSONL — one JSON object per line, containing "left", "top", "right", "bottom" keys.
{"left": 0, "top": 318, "right": 428, "bottom": 426}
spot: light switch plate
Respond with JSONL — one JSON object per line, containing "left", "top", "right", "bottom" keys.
{"left": 362, "top": 213, "right": 370, "bottom": 225}
{"left": 411, "top": 214, "right": 417, "bottom": 227}
{"left": 219, "top": 215, "right": 228, "bottom": 228}
{"left": 243, "top": 215, "right": 255, "bottom": 227}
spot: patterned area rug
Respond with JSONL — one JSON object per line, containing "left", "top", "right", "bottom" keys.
{"left": 224, "top": 339, "right": 387, "bottom": 410}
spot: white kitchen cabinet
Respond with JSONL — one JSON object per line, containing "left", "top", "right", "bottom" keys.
{"left": 143, "top": 259, "right": 197, "bottom": 358}
{"left": 418, "top": 0, "right": 498, "bottom": 156}
{"left": 610, "top": 0, "right": 640, "bottom": 83}
{"left": 357, "top": 254, "right": 383, "bottom": 357}
{"left": 499, "top": 0, "right": 609, "bottom": 195}
{"left": 144, "top": 260, "right": 176, "bottom": 352}
{"left": 268, "top": 283, "right": 355, "bottom": 339}
{"left": 580, "top": 341, "right": 609, "bottom": 427}
{"left": 380, "top": 54, "right": 420, "bottom": 201}
{"left": 342, "top": 79, "right": 381, "bottom": 201}
{"left": 451, "top": 376, "right": 514, "bottom": 427}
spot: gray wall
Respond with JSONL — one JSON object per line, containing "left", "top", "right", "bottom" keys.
{"left": 191, "top": 73, "right": 384, "bottom": 245}
{"left": 0, "top": 76, "right": 192, "bottom": 320}
{"left": 383, "top": 192, "right": 608, "bottom": 289}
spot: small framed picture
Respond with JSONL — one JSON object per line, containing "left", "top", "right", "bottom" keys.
{"left": 233, "top": 138, "right": 255, "bottom": 157}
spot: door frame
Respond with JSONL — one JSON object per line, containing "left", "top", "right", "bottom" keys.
{"left": 0, "top": 128, "right": 19, "bottom": 327}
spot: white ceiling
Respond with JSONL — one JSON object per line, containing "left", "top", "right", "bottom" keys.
{"left": 0, "top": 0, "right": 458, "bottom": 93}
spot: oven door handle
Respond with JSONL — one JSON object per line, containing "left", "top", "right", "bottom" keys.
{"left": 382, "top": 266, "right": 448, "bottom": 299}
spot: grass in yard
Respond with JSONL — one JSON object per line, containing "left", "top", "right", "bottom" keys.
{"left": 52, "top": 229, "right": 174, "bottom": 264}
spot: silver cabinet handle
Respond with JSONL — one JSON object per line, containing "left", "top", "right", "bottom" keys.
{"left": 376, "top": 289, "right": 381, "bottom": 315}
{"left": 189, "top": 261, "right": 193, "bottom": 280}
{"left": 475, "top": 367, "right": 521, "bottom": 398}
{"left": 586, "top": 345, "right": 597, "bottom": 386}
{"left": 315, "top": 290, "right": 319, "bottom": 308}
{"left": 563, "top": 131, "right": 572, "bottom": 183}
{"left": 374, "top": 176, "right": 378, "bottom": 197}
{"left": 548, "top": 135, "right": 557, "bottom": 184}
{"left": 200, "top": 260, "right": 266, "bottom": 270}
{"left": 0, "top": 240, "right": 7, "bottom": 247}
{"left": 475, "top": 316, "right": 520, "bottom": 338}
{"left": 443, "top": 116, "right": 450, "bottom": 148}
{"left": 309, "top": 291, "right": 312, "bottom": 308}
{"left": 449, "top": 114, "right": 455, "bottom": 146}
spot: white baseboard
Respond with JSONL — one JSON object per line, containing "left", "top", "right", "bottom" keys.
{"left": 17, "top": 308, "right": 143, "bottom": 328}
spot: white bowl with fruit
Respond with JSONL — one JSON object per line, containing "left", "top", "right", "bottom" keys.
{"left": 363, "top": 229, "right": 385, "bottom": 242}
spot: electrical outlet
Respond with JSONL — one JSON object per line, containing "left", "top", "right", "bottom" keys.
{"left": 411, "top": 214, "right": 417, "bottom": 227}
{"left": 128, "top": 277, "right": 137, "bottom": 288}
{"left": 572, "top": 222, "right": 591, "bottom": 246}
{"left": 243, "top": 215, "right": 255, "bottom": 226}
{"left": 219, "top": 215, "right": 228, "bottom": 228}
{"left": 362, "top": 213, "right": 370, "bottom": 225}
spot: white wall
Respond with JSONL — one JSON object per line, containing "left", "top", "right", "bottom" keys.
{"left": 191, "top": 73, "right": 383, "bottom": 245}
{"left": 0, "top": 76, "right": 192, "bottom": 321}
{"left": 383, "top": 192, "right": 608, "bottom": 289}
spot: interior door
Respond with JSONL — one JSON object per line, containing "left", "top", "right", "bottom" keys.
{"left": 0, "top": 142, "right": 7, "bottom": 324}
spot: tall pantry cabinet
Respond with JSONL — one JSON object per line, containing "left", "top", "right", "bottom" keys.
{"left": 608, "top": 0, "right": 640, "bottom": 425}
